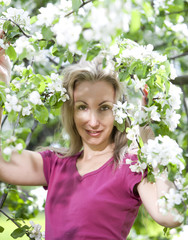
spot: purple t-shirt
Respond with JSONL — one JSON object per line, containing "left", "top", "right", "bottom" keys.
{"left": 40, "top": 150, "right": 144, "bottom": 240}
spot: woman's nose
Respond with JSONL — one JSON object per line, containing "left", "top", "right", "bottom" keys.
{"left": 88, "top": 111, "right": 100, "bottom": 128}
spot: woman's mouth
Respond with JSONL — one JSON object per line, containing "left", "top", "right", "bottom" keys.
{"left": 86, "top": 130, "right": 102, "bottom": 137}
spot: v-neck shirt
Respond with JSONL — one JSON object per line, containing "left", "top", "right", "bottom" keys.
{"left": 40, "top": 150, "right": 145, "bottom": 240}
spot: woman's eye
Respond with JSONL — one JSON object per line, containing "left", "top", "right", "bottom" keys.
{"left": 100, "top": 105, "right": 110, "bottom": 111}
{"left": 78, "top": 105, "right": 87, "bottom": 111}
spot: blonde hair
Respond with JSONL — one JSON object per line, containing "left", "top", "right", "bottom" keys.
{"left": 58, "top": 56, "right": 129, "bottom": 165}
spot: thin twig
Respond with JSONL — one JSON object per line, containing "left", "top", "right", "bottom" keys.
{"left": 65, "top": 0, "right": 95, "bottom": 17}
{"left": 0, "top": 184, "right": 11, "bottom": 209}
{"left": 165, "top": 9, "right": 188, "bottom": 15}
{"left": 0, "top": 209, "right": 20, "bottom": 228}
{"left": 170, "top": 51, "right": 188, "bottom": 60}
{"left": 8, "top": 19, "right": 31, "bottom": 38}
{"left": 180, "top": 86, "right": 188, "bottom": 126}
{"left": 25, "top": 119, "right": 38, "bottom": 148}
{"left": 1, "top": 115, "right": 8, "bottom": 129}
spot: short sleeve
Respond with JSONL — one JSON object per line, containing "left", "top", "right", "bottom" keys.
{"left": 124, "top": 153, "right": 147, "bottom": 200}
{"left": 39, "top": 150, "right": 56, "bottom": 190}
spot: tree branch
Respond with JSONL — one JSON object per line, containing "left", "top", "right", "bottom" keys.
{"left": 166, "top": 9, "right": 188, "bottom": 15}
{"left": 65, "top": 0, "right": 96, "bottom": 17}
{"left": 7, "top": 18, "right": 31, "bottom": 38}
{"left": 25, "top": 119, "right": 38, "bottom": 148}
{"left": 170, "top": 51, "right": 188, "bottom": 60}
{"left": 170, "top": 75, "right": 188, "bottom": 85}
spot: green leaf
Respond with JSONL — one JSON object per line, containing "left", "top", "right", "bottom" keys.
{"left": 86, "top": 47, "right": 101, "bottom": 61}
{"left": 130, "top": 10, "right": 141, "bottom": 33}
{"left": 10, "top": 228, "right": 26, "bottom": 239}
{"left": 72, "top": 0, "right": 81, "bottom": 11}
{"left": 10, "top": 225, "right": 29, "bottom": 239}
{"left": 0, "top": 226, "right": 4, "bottom": 233}
{"left": 67, "top": 52, "right": 73, "bottom": 64}
{"left": 30, "top": 16, "right": 37, "bottom": 24}
{"left": 41, "top": 26, "right": 53, "bottom": 41}
{"left": 114, "top": 120, "right": 126, "bottom": 132}
{"left": 6, "top": 45, "right": 17, "bottom": 61}
{"left": 34, "top": 105, "right": 49, "bottom": 124}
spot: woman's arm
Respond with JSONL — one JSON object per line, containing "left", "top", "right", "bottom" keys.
{"left": 0, "top": 150, "right": 47, "bottom": 186}
{"left": 0, "top": 32, "right": 47, "bottom": 187}
{"left": 137, "top": 174, "right": 182, "bottom": 228}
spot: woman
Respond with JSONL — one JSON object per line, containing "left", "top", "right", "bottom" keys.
{"left": 0, "top": 47, "right": 181, "bottom": 239}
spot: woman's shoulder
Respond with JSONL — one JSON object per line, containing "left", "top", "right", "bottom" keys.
{"left": 39, "top": 147, "right": 80, "bottom": 163}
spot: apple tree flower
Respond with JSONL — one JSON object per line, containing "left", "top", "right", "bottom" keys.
{"left": 47, "top": 73, "right": 69, "bottom": 103}
{"left": 0, "top": 0, "right": 11, "bottom": 6}
{"left": 4, "top": 94, "right": 22, "bottom": 113}
{"left": 29, "top": 221, "right": 45, "bottom": 240}
{"left": 28, "top": 91, "right": 43, "bottom": 105}
{"left": 141, "top": 135, "right": 185, "bottom": 172}
{"left": 158, "top": 188, "right": 184, "bottom": 223}
{"left": 2, "top": 7, "right": 30, "bottom": 30}
{"left": 112, "top": 101, "right": 130, "bottom": 125}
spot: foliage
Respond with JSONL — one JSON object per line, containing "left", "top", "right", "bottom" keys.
{"left": 0, "top": 0, "right": 188, "bottom": 239}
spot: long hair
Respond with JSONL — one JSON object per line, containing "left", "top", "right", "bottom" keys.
{"left": 60, "top": 56, "right": 130, "bottom": 165}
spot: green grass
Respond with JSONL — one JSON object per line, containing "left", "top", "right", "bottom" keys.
{"left": 0, "top": 212, "right": 45, "bottom": 240}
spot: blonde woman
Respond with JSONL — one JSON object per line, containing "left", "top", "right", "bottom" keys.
{"left": 0, "top": 48, "right": 181, "bottom": 239}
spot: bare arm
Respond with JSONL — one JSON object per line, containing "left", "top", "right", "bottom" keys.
{"left": 0, "top": 31, "right": 47, "bottom": 187}
{"left": 0, "top": 150, "right": 47, "bottom": 186}
{"left": 137, "top": 175, "right": 181, "bottom": 228}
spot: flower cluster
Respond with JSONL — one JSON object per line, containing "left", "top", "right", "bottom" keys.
{"left": 112, "top": 101, "right": 132, "bottom": 125}
{"left": 2, "top": 136, "right": 24, "bottom": 157}
{"left": 85, "top": 0, "right": 130, "bottom": 44}
{"left": 141, "top": 135, "right": 184, "bottom": 171}
{"left": 117, "top": 40, "right": 167, "bottom": 66}
{"left": 0, "top": 0, "right": 11, "bottom": 6}
{"left": 158, "top": 188, "right": 184, "bottom": 223}
{"left": 47, "top": 73, "right": 69, "bottom": 103}
{"left": 2, "top": 7, "right": 30, "bottom": 30}
{"left": 29, "top": 221, "right": 45, "bottom": 240}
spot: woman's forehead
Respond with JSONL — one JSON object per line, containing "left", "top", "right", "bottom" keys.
{"left": 73, "top": 80, "right": 115, "bottom": 102}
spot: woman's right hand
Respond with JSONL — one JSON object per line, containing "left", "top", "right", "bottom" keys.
{"left": 0, "top": 30, "right": 11, "bottom": 85}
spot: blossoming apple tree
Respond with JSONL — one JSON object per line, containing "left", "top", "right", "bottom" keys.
{"left": 0, "top": 0, "right": 188, "bottom": 239}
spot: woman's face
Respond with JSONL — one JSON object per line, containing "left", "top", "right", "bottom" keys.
{"left": 73, "top": 80, "right": 115, "bottom": 151}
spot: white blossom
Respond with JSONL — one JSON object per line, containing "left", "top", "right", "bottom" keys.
{"left": 2, "top": 7, "right": 30, "bottom": 30}
{"left": 169, "top": 83, "right": 182, "bottom": 110}
{"left": 15, "top": 143, "right": 23, "bottom": 151}
{"left": 158, "top": 188, "right": 184, "bottom": 223}
{"left": 29, "top": 221, "right": 44, "bottom": 240}
{"left": 52, "top": 15, "right": 82, "bottom": 52}
{"left": 143, "top": 106, "right": 161, "bottom": 122}
{"left": 22, "top": 105, "right": 32, "bottom": 116}
{"left": 5, "top": 94, "right": 22, "bottom": 112}
{"left": 29, "top": 91, "right": 42, "bottom": 105}
{"left": 6, "top": 136, "right": 16, "bottom": 144}
{"left": 0, "top": 0, "right": 11, "bottom": 6}
{"left": 0, "top": 39, "right": 9, "bottom": 50}
{"left": 3, "top": 146, "right": 12, "bottom": 155}
{"left": 170, "top": 63, "right": 177, "bottom": 80}
{"left": 112, "top": 101, "right": 129, "bottom": 124}
{"left": 15, "top": 36, "right": 35, "bottom": 56}
{"left": 141, "top": 135, "right": 184, "bottom": 171}
{"left": 129, "top": 161, "right": 147, "bottom": 174}
{"left": 36, "top": 3, "right": 60, "bottom": 27}
{"left": 132, "top": 75, "right": 146, "bottom": 92}
{"left": 164, "top": 109, "right": 181, "bottom": 131}
{"left": 120, "top": 40, "right": 167, "bottom": 66}
{"left": 126, "top": 125, "right": 140, "bottom": 141}
{"left": 47, "top": 73, "right": 69, "bottom": 102}
{"left": 133, "top": 109, "right": 147, "bottom": 125}
{"left": 87, "top": 1, "right": 130, "bottom": 45}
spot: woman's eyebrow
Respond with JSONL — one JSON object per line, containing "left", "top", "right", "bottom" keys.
{"left": 99, "top": 101, "right": 114, "bottom": 106}
{"left": 74, "top": 100, "right": 88, "bottom": 104}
